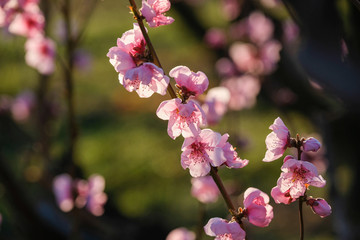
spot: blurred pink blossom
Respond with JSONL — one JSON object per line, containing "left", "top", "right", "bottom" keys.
{"left": 166, "top": 227, "right": 196, "bottom": 240}
{"left": 75, "top": 179, "right": 89, "bottom": 208}
{"left": 277, "top": 156, "right": 326, "bottom": 199}
{"left": 230, "top": 11, "right": 274, "bottom": 46}
{"left": 201, "top": 87, "right": 230, "bottom": 125}
{"left": 307, "top": 198, "right": 332, "bottom": 218}
{"left": 229, "top": 41, "right": 281, "bottom": 75}
{"left": 283, "top": 19, "right": 299, "bottom": 43}
{"left": 170, "top": 65, "right": 209, "bottom": 98}
{"left": 229, "top": 42, "right": 263, "bottom": 74}
{"left": 246, "top": 11, "right": 274, "bottom": 45}
{"left": 11, "top": 90, "right": 34, "bottom": 122}
{"left": 8, "top": 7, "right": 44, "bottom": 37}
{"left": 215, "top": 57, "right": 237, "bottom": 77}
{"left": 141, "top": 0, "right": 174, "bottom": 28}
{"left": 204, "top": 217, "right": 245, "bottom": 240}
{"left": 204, "top": 28, "right": 227, "bottom": 49}
{"left": 1, "top": 0, "right": 41, "bottom": 29}
{"left": 156, "top": 98, "right": 206, "bottom": 139}
{"left": 191, "top": 176, "right": 219, "bottom": 203}
{"left": 53, "top": 174, "right": 74, "bottom": 212}
{"left": 181, "top": 129, "right": 227, "bottom": 177}
{"left": 243, "top": 187, "right": 273, "bottom": 227}
{"left": 86, "top": 174, "right": 108, "bottom": 216}
{"left": 25, "top": 35, "right": 56, "bottom": 75}
{"left": 221, "top": 75, "right": 261, "bottom": 111}
{"left": 270, "top": 186, "right": 295, "bottom": 205}
{"left": 221, "top": 0, "right": 241, "bottom": 21}
{"left": 260, "top": 40, "right": 282, "bottom": 74}
{"left": 302, "top": 137, "right": 321, "bottom": 152}
{"left": 53, "top": 173, "right": 107, "bottom": 216}
{"left": 263, "top": 117, "right": 290, "bottom": 162}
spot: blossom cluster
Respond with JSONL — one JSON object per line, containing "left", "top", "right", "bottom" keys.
{"left": 106, "top": 1, "right": 279, "bottom": 239}
{"left": 200, "top": 10, "right": 287, "bottom": 126}
{"left": 53, "top": 173, "right": 108, "bottom": 216}
{"left": 106, "top": 1, "right": 331, "bottom": 239}
{"left": 264, "top": 117, "right": 331, "bottom": 218}
{"left": 0, "top": 0, "right": 55, "bottom": 74}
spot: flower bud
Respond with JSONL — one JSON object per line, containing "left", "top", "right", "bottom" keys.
{"left": 307, "top": 198, "right": 331, "bottom": 218}
{"left": 303, "top": 137, "right": 321, "bottom": 152}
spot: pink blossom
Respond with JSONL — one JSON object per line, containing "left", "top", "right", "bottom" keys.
{"left": 8, "top": 6, "right": 44, "bottom": 37}
{"left": 229, "top": 42, "right": 263, "bottom": 74}
{"left": 215, "top": 58, "right": 237, "bottom": 78}
{"left": 156, "top": 98, "right": 206, "bottom": 139}
{"left": 74, "top": 175, "right": 107, "bottom": 216}
{"left": 202, "top": 87, "right": 230, "bottom": 125}
{"left": 53, "top": 173, "right": 107, "bottom": 216}
{"left": 123, "top": 62, "right": 170, "bottom": 97}
{"left": 170, "top": 65, "right": 209, "bottom": 98}
{"left": 263, "top": 117, "right": 290, "bottom": 162}
{"left": 25, "top": 35, "right": 56, "bottom": 75}
{"left": 1, "top": 0, "right": 40, "bottom": 28}
{"left": 221, "top": 75, "right": 261, "bottom": 111}
{"left": 74, "top": 179, "right": 89, "bottom": 208}
{"left": 53, "top": 174, "right": 74, "bottom": 212}
{"left": 11, "top": 90, "right": 34, "bottom": 122}
{"left": 270, "top": 186, "right": 295, "bottom": 204}
{"left": 86, "top": 174, "right": 107, "bottom": 216}
{"left": 181, "top": 129, "right": 227, "bottom": 177}
{"left": 204, "top": 217, "right": 245, "bottom": 240}
{"left": 221, "top": 0, "right": 241, "bottom": 21}
{"left": 229, "top": 41, "right": 281, "bottom": 75}
{"left": 277, "top": 157, "right": 326, "bottom": 199}
{"left": 218, "top": 133, "right": 249, "bottom": 169}
{"left": 141, "top": 0, "right": 174, "bottom": 28}
{"left": 259, "top": 40, "right": 282, "bottom": 74}
{"left": 307, "top": 198, "right": 332, "bottom": 218}
{"left": 245, "top": 11, "right": 274, "bottom": 45}
{"left": 282, "top": 19, "right": 299, "bottom": 43}
{"left": 191, "top": 176, "right": 219, "bottom": 203}
{"left": 107, "top": 23, "right": 170, "bottom": 97}
{"left": 166, "top": 227, "right": 196, "bottom": 240}
{"left": 204, "top": 28, "right": 227, "bottom": 49}
{"left": 243, "top": 187, "right": 273, "bottom": 227}
{"left": 302, "top": 137, "right": 321, "bottom": 152}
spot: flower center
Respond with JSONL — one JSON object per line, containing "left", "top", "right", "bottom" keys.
{"left": 292, "top": 167, "right": 308, "bottom": 182}
{"left": 130, "top": 40, "right": 151, "bottom": 66}
{"left": 190, "top": 142, "right": 207, "bottom": 161}
{"left": 218, "top": 233, "right": 233, "bottom": 240}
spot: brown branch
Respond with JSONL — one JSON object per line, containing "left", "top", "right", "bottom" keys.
{"left": 128, "top": 0, "right": 177, "bottom": 99}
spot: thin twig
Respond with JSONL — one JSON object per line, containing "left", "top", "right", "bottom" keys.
{"left": 128, "top": 0, "right": 177, "bottom": 99}
{"left": 210, "top": 166, "right": 236, "bottom": 211}
{"left": 62, "top": 0, "right": 78, "bottom": 163}
{"left": 299, "top": 198, "right": 304, "bottom": 240}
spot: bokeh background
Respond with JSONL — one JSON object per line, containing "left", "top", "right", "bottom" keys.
{"left": 0, "top": 0, "right": 360, "bottom": 239}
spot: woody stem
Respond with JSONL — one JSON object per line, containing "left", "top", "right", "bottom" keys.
{"left": 299, "top": 197, "right": 304, "bottom": 240}
{"left": 128, "top": 0, "right": 177, "bottom": 99}
{"left": 210, "top": 166, "right": 245, "bottom": 232}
